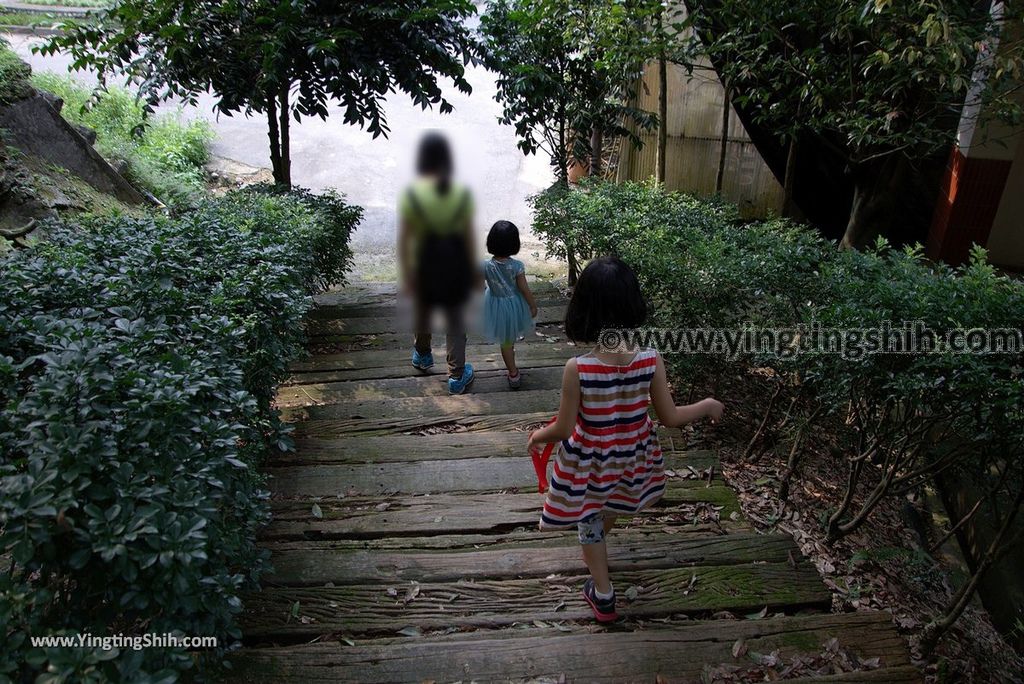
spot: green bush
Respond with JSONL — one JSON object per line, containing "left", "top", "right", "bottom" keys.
{"left": 532, "top": 179, "right": 1024, "bottom": 538}
{"left": 0, "top": 40, "right": 32, "bottom": 105}
{"left": 0, "top": 186, "right": 361, "bottom": 682}
{"left": 30, "top": 72, "right": 213, "bottom": 205}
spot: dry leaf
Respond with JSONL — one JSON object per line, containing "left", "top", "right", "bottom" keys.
{"left": 732, "top": 638, "right": 748, "bottom": 659}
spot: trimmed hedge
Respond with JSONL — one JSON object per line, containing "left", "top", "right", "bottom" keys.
{"left": 532, "top": 179, "right": 1024, "bottom": 538}
{"left": 0, "top": 185, "right": 360, "bottom": 682}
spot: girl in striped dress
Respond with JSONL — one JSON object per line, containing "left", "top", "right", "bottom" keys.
{"left": 528, "top": 256, "right": 724, "bottom": 623}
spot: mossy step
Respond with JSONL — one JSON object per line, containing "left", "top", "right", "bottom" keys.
{"left": 290, "top": 410, "right": 555, "bottom": 437}
{"left": 241, "top": 562, "right": 831, "bottom": 639}
{"left": 305, "top": 304, "right": 567, "bottom": 336}
{"left": 276, "top": 365, "right": 565, "bottom": 407}
{"left": 273, "top": 430, "right": 714, "bottom": 466}
{"left": 264, "top": 487, "right": 740, "bottom": 541}
{"left": 229, "top": 612, "right": 916, "bottom": 683}
{"left": 306, "top": 323, "right": 567, "bottom": 352}
{"left": 305, "top": 296, "right": 567, "bottom": 320}
{"left": 263, "top": 532, "right": 799, "bottom": 586}
{"left": 265, "top": 450, "right": 719, "bottom": 497}
{"left": 279, "top": 388, "right": 563, "bottom": 422}
{"left": 287, "top": 341, "right": 577, "bottom": 383}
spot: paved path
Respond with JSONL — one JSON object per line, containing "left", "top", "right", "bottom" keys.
{"left": 3, "top": 31, "right": 556, "bottom": 278}
{"left": 225, "top": 280, "right": 920, "bottom": 683}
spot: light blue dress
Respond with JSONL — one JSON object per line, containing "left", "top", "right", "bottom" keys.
{"left": 482, "top": 258, "right": 535, "bottom": 345}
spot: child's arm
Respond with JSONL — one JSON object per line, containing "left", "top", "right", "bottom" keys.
{"left": 515, "top": 272, "right": 539, "bottom": 318}
{"left": 650, "top": 353, "right": 723, "bottom": 428}
{"left": 528, "top": 358, "right": 580, "bottom": 450}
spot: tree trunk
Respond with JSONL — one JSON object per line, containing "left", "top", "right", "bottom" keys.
{"left": 839, "top": 157, "right": 904, "bottom": 249}
{"left": 716, "top": 79, "right": 730, "bottom": 195}
{"left": 266, "top": 94, "right": 282, "bottom": 185}
{"left": 278, "top": 83, "right": 292, "bottom": 188}
{"left": 656, "top": 52, "right": 667, "bottom": 183}
{"left": 589, "top": 125, "right": 604, "bottom": 177}
{"left": 782, "top": 136, "right": 798, "bottom": 218}
{"left": 921, "top": 483, "right": 1024, "bottom": 652}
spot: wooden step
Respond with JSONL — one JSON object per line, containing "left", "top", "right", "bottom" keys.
{"left": 279, "top": 388, "right": 563, "bottom": 422}
{"left": 305, "top": 304, "right": 567, "bottom": 336}
{"left": 263, "top": 532, "right": 797, "bottom": 586}
{"left": 274, "top": 430, "right": 711, "bottom": 465}
{"left": 265, "top": 450, "right": 719, "bottom": 497}
{"left": 306, "top": 296, "right": 567, "bottom": 320}
{"left": 276, "top": 366, "right": 564, "bottom": 407}
{"left": 312, "top": 278, "right": 564, "bottom": 309}
{"left": 290, "top": 411, "right": 555, "bottom": 437}
{"left": 242, "top": 562, "right": 832, "bottom": 639}
{"left": 264, "top": 488, "right": 740, "bottom": 541}
{"left": 305, "top": 323, "right": 567, "bottom": 353}
{"left": 287, "top": 342, "right": 577, "bottom": 383}
{"left": 227, "top": 612, "right": 916, "bottom": 683}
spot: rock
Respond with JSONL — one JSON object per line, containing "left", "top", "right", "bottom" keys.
{"left": 73, "top": 123, "right": 97, "bottom": 146}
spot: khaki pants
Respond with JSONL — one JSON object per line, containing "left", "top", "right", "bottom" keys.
{"left": 413, "top": 300, "right": 467, "bottom": 380}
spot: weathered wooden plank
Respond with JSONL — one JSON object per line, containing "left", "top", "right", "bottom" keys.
{"left": 229, "top": 613, "right": 915, "bottom": 683}
{"left": 290, "top": 411, "right": 554, "bottom": 437}
{"left": 276, "top": 366, "right": 565, "bottom": 407}
{"left": 307, "top": 296, "right": 567, "bottom": 320}
{"left": 279, "top": 389, "right": 563, "bottom": 422}
{"left": 790, "top": 669, "right": 923, "bottom": 683}
{"left": 306, "top": 305, "right": 567, "bottom": 336}
{"left": 274, "top": 427, "right": 715, "bottom": 465}
{"left": 312, "top": 278, "right": 563, "bottom": 308}
{"left": 287, "top": 342, "right": 577, "bottom": 384}
{"left": 242, "top": 563, "right": 831, "bottom": 638}
{"left": 264, "top": 488, "right": 739, "bottom": 541}
{"left": 304, "top": 324, "right": 568, "bottom": 353}
{"left": 262, "top": 523, "right": 744, "bottom": 554}
{"left": 264, "top": 532, "right": 799, "bottom": 585}
{"left": 265, "top": 451, "right": 720, "bottom": 497}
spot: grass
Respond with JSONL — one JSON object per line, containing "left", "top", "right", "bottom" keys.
{"left": 31, "top": 72, "right": 213, "bottom": 205}
{"left": 0, "top": 41, "right": 32, "bottom": 104}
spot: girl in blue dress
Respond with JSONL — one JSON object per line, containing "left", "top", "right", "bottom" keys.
{"left": 482, "top": 221, "right": 538, "bottom": 389}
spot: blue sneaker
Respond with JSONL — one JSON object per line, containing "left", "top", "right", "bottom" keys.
{"left": 412, "top": 349, "right": 434, "bottom": 371}
{"left": 448, "top": 363, "right": 475, "bottom": 395}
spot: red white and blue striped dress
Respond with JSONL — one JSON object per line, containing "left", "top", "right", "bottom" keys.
{"left": 540, "top": 349, "right": 665, "bottom": 529}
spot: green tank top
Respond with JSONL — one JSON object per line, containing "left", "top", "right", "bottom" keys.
{"left": 399, "top": 179, "right": 473, "bottom": 237}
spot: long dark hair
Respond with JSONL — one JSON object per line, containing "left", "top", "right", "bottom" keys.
{"left": 564, "top": 256, "right": 647, "bottom": 344}
{"left": 416, "top": 132, "right": 454, "bottom": 195}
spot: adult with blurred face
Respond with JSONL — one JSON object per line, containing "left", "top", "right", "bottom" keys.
{"left": 397, "top": 132, "right": 477, "bottom": 394}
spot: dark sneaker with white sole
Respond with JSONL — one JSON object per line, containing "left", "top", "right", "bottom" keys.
{"left": 581, "top": 578, "right": 618, "bottom": 623}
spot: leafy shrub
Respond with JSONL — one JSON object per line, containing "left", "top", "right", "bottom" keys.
{"left": 0, "top": 186, "right": 361, "bottom": 682}
{"left": 0, "top": 40, "right": 32, "bottom": 105}
{"left": 30, "top": 72, "right": 213, "bottom": 205}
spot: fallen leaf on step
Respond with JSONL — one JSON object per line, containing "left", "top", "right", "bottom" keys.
{"left": 397, "top": 626, "right": 422, "bottom": 637}
{"left": 624, "top": 586, "right": 639, "bottom": 601}
{"left": 405, "top": 582, "right": 421, "bottom": 603}
{"left": 310, "top": 503, "right": 323, "bottom": 519}
{"left": 746, "top": 606, "right": 769, "bottom": 620}
{"left": 732, "top": 638, "right": 748, "bottom": 658}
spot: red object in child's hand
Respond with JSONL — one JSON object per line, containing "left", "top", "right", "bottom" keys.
{"left": 529, "top": 418, "right": 558, "bottom": 493}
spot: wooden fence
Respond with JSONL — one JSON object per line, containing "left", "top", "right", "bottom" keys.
{"left": 616, "top": 58, "right": 784, "bottom": 219}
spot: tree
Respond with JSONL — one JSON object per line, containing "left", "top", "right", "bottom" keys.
{"left": 481, "top": 0, "right": 658, "bottom": 282}
{"left": 39, "top": 0, "right": 481, "bottom": 187}
{"left": 481, "top": 0, "right": 658, "bottom": 184}
{"left": 688, "top": 0, "right": 1024, "bottom": 247}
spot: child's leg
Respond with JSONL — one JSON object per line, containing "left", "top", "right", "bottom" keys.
{"left": 579, "top": 514, "right": 612, "bottom": 594}
{"left": 500, "top": 342, "right": 518, "bottom": 376}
